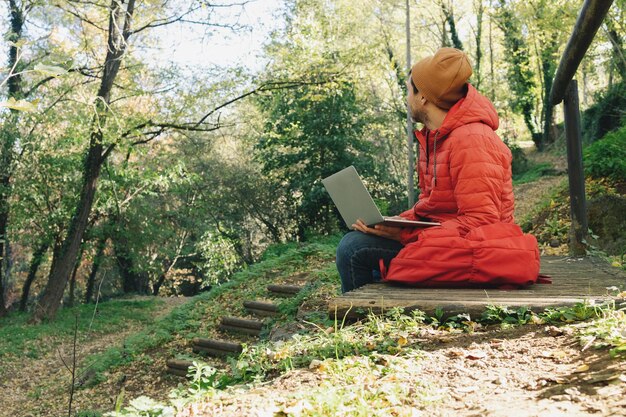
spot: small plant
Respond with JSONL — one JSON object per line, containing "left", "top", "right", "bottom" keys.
{"left": 104, "top": 396, "right": 174, "bottom": 417}
{"left": 584, "top": 125, "right": 626, "bottom": 181}
{"left": 480, "top": 305, "right": 536, "bottom": 326}
{"left": 76, "top": 411, "right": 103, "bottom": 417}
{"left": 187, "top": 362, "right": 229, "bottom": 395}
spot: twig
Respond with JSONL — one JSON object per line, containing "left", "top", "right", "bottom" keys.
{"left": 68, "top": 314, "right": 79, "bottom": 417}
{"left": 89, "top": 271, "right": 108, "bottom": 333}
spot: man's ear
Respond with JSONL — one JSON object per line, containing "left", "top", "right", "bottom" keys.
{"left": 419, "top": 95, "right": 427, "bottom": 105}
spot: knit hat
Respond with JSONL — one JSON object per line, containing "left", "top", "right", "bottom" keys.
{"left": 411, "top": 47, "right": 472, "bottom": 110}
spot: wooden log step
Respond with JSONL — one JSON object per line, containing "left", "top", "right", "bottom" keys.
{"left": 267, "top": 284, "right": 302, "bottom": 296}
{"left": 219, "top": 324, "right": 262, "bottom": 336}
{"left": 166, "top": 367, "right": 189, "bottom": 377}
{"left": 221, "top": 316, "right": 264, "bottom": 329}
{"left": 166, "top": 358, "right": 194, "bottom": 377}
{"left": 219, "top": 316, "right": 264, "bottom": 336}
{"left": 193, "top": 345, "right": 240, "bottom": 357}
{"left": 192, "top": 338, "right": 242, "bottom": 357}
{"left": 244, "top": 300, "right": 279, "bottom": 317}
{"left": 166, "top": 358, "right": 194, "bottom": 370}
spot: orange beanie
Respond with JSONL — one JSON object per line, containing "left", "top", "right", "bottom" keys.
{"left": 411, "top": 47, "right": 473, "bottom": 110}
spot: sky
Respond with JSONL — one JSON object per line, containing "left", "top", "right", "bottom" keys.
{"left": 0, "top": 0, "right": 286, "bottom": 74}
{"left": 148, "top": 0, "right": 287, "bottom": 72}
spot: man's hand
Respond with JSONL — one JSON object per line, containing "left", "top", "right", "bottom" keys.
{"left": 352, "top": 219, "right": 402, "bottom": 242}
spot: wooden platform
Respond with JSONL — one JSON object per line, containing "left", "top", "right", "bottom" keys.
{"left": 329, "top": 256, "right": 626, "bottom": 319}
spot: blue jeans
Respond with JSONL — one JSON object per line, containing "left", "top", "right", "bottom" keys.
{"left": 336, "top": 231, "right": 404, "bottom": 293}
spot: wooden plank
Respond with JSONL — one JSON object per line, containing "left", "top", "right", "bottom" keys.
{"left": 328, "top": 255, "right": 625, "bottom": 319}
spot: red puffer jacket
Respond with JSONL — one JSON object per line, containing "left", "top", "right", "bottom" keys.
{"left": 398, "top": 84, "right": 515, "bottom": 243}
{"left": 385, "top": 84, "right": 540, "bottom": 287}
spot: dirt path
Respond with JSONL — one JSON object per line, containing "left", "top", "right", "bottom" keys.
{"left": 513, "top": 175, "right": 566, "bottom": 221}
{"left": 175, "top": 326, "right": 626, "bottom": 417}
{"left": 0, "top": 296, "right": 188, "bottom": 417}
{"left": 417, "top": 326, "right": 626, "bottom": 416}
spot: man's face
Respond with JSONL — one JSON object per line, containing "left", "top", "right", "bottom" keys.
{"left": 406, "top": 78, "right": 427, "bottom": 125}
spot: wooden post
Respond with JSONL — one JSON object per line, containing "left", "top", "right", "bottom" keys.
{"left": 562, "top": 80, "right": 587, "bottom": 255}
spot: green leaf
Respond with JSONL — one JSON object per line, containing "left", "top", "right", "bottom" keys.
{"left": 0, "top": 97, "right": 38, "bottom": 112}
{"left": 33, "top": 63, "right": 67, "bottom": 77}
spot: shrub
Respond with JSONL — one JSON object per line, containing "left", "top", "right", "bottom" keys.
{"left": 504, "top": 139, "right": 529, "bottom": 176}
{"left": 582, "top": 81, "right": 626, "bottom": 143}
{"left": 584, "top": 125, "right": 626, "bottom": 181}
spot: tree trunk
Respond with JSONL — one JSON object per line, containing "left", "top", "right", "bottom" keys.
{"left": 441, "top": 2, "right": 463, "bottom": 50}
{"left": 85, "top": 236, "right": 107, "bottom": 303}
{"left": 494, "top": 0, "right": 540, "bottom": 149}
{"left": 67, "top": 244, "right": 85, "bottom": 308}
{"left": 0, "top": 1, "right": 25, "bottom": 318}
{"left": 0, "top": 209, "right": 9, "bottom": 317}
{"left": 474, "top": 0, "right": 484, "bottom": 89}
{"left": 541, "top": 36, "right": 558, "bottom": 147}
{"left": 33, "top": 143, "right": 103, "bottom": 321}
{"left": 32, "top": 0, "right": 136, "bottom": 322}
{"left": 606, "top": 18, "right": 626, "bottom": 79}
{"left": 113, "top": 233, "right": 144, "bottom": 294}
{"left": 152, "top": 258, "right": 174, "bottom": 296}
{"left": 19, "top": 240, "right": 50, "bottom": 312}
{"left": 489, "top": 1, "right": 495, "bottom": 101}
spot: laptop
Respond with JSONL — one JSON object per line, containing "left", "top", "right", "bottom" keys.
{"left": 322, "top": 166, "right": 440, "bottom": 229}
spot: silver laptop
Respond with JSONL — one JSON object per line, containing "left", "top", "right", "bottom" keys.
{"left": 322, "top": 166, "right": 440, "bottom": 229}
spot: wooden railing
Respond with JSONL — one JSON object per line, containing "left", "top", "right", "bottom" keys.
{"left": 549, "top": 0, "right": 615, "bottom": 255}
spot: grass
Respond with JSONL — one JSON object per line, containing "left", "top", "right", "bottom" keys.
{"left": 78, "top": 235, "right": 342, "bottom": 389}
{"left": 513, "top": 162, "right": 557, "bottom": 185}
{"left": 108, "top": 296, "right": 626, "bottom": 416}
{"left": 0, "top": 298, "right": 161, "bottom": 364}
{"left": 14, "top": 232, "right": 620, "bottom": 416}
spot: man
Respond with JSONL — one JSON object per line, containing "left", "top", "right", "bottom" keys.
{"left": 336, "top": 47, "right": 515, "bottom": 293}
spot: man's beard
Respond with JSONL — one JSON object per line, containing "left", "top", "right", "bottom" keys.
{"left": 410, "top": 106, "right": 428, "bottom": 126}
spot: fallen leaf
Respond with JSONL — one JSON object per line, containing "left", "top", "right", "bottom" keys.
{"left": 545, "top": 325, "right": 564, "bottom": 337}
{"left": 573, "top": 364, "right": 589, "bottom": 373}
{"left": 448, "top": 349, "right": 465, "bottom": 357}
{"left": 309, "top": 359, "right": 323, "bottom": 369}
{"left": 397, "top": 336, "right": 408, "bottom": 348}
{"left": 466, "top": 350, "right": 487, "bottom": 360}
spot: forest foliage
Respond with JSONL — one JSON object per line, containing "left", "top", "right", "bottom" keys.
{"left": 0, "top": 0, "right": 624, "bottom": 321}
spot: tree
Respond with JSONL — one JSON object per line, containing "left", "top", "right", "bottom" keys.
{"left": 255, "top": 80, "right": 375, "bottom": 238}
{"left": 493, "top": 0, "right": 542, "bottom": 149}
{"left": 0, "top": 0, "right": 27, "bottom": 316}
{"left": 32, "top": 0, "right": 247, "bottom": 321}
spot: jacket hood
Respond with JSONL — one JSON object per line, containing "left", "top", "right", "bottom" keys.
{"left": 413, "top": 84, "right": 499, "bottom": 188}
{"left": 435, "top": 83, "right": 499, "bottom": 138}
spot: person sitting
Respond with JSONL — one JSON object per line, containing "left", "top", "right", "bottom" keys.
{"left": 336, "top": 47, "right": 517, "bottom": 293}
